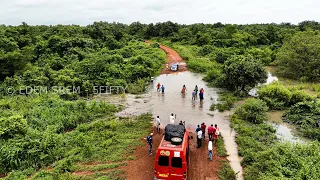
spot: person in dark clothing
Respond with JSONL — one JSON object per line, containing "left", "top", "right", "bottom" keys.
{"left": 146, "top": 133, "right": 153, "bottom": 155}
{"left": 196, "top": 125, "right": 202, "bottom": 133}
{"left": 196, "top": 125, "right": 202, "bottom": 148}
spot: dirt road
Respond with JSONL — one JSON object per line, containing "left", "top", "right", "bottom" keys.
{"left": 124, "top": 127, "right": 223, "bottom": 180}
{"left": 145, "top": 40, "right": 188, "bottom": 74}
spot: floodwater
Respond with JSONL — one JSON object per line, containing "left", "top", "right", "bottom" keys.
{"left": 248, "top": 71, "right": 278, "bottom": 96}
{"left": 247, "top": 71, "right": 308, "bottom": 144}
{"left": 98, "top": 71, "right": 244, "bottom": 180}
{"left": 267, "top": 111, "right": 309, "bottom": 143}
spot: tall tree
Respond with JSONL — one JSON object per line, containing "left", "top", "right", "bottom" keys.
{"left": 276, "top": 31, "right": 320, "bottom": 82}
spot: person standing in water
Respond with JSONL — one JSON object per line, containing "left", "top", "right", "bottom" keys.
{"left": 156, "top": 83, "right": 161, "bottom": 92}
{"left": 155, "top": 116, "right": 161, "bottom": 133}
{"left": 192, "top": 90, "right": 196, "bottom": 100}
{"left": 199, "top": 88, "right": 204, "bottom": 100}
{"left": 194, "top": 85, "right": 198, "bottom": 94}
{"left": 181, "top": 85, "right": 187, "bottom": 94}
{"left": 169, "top": 113, "right": 175, "bottom": 124}
{"left": 161, "top": 85, "right": 165, "bottom": 94}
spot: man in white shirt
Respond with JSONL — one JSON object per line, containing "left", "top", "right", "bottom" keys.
{"left": 208, "top": 140, "right": 213, "bottom": 160}
{"left": 169, "top": 113, "right": 175, "bottom": 124}
{"left": 155, "top": 116, "right": 160, "bottom": 133}
{"left": 197, "top": 129, "right": 202, "bottom": 148}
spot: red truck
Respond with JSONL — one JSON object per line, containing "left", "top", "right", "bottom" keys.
{"left": 154, "top": 124, "right": 190, "bottom": 180}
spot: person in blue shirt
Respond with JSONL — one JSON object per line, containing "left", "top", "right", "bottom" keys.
{"left": 146, "top": 133, "right": 153, "bottom": 155}
{"left": 161, "top": 85, "right": 165, "bottom": 94}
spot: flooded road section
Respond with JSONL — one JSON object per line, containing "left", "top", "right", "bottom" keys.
{"left": 98, "top": 71, "right": 244, "bottom": 180}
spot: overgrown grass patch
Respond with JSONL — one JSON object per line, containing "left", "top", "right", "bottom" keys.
{"left": 218, "top": 160, "right": 236, "bottom": 180}
{"left": 216, "top": 135, "right": 228, "bottom": 157}
{"left": 210, "top": 92, "right": 239, "bottom": 112}
{"left": 1, "top": 94, "right": 153, "bottom": 180}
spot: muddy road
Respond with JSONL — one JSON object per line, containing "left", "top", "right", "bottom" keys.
{"left": 145, "top": 40, "right": 188, "bottom": 74}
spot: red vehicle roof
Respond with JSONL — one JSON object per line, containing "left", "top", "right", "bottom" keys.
{"left": 158, "top": 129, "right": 189, "bottom": 152}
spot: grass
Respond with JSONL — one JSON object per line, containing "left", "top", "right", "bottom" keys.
{"left": 218, "top": 160, "right": 236, "bottom": 180}
{"left": 216, "top": 135, "right": 228, "bottom": 157}
{"left": 1, "top": 94, "right": 153, "bottom": 180}
{"left": 210, "top": 92, "right": 239, "bottom": 112}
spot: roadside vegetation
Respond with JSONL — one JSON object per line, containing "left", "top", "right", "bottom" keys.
{"left": 0, "top": 94, "right": 152, "bottom": 179}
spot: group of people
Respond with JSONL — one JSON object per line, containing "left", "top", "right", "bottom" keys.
{"left": 182, "top": 85, "right": 205, "bottom": 101}
{"left": 196, "top": 123, "right": 220, "bottom": 161}
{"left": 157, "top": 83, "right": 205, "bottom": 101}
{"left": 155, "top": 113, "right": 179, "bottom": 133}
{"left": 149, "top": 113, "right": 181, "bottom": 155}
{"left": 156, "top": 83, "right": 165, "bottom": 93}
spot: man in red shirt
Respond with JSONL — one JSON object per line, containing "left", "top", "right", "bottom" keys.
{"left": 201, "top": 122, "right": 207, "bottom": 140}
{"left": 156, "top": 83, "right": 161, "bottom": 92}
{"left": 207, "top": 124, "right": 214, "bottom": 141}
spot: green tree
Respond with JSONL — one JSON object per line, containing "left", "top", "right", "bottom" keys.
{"left": 221, "top": 55, "right": 267, "bottom": 94}
{"left": 276, "top": 31, "right": 320, "bottom": 81}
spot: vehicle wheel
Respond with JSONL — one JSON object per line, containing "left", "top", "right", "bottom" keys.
{"left": 171, "top": 137, "right": 183, "bottom": 145}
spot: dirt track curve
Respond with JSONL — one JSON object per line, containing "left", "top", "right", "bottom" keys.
{"left": 123, "top": 42, "right": 223, "bottom": 180}
{"left": 145, "top": 41, "right": 188, "bottom": 74}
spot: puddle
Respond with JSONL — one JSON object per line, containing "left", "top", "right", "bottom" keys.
{"left": 267, "top": 111, "right": 309, "bottom": 143}
{"left": 99, "top": 71, "right": 244, "bottom": 180}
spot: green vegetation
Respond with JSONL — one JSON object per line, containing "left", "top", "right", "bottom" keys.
{"left": 0, "top": 23, "right": 166, "bottom": 97}
{"left": 2, "top": 21, "right": 320, "bottom": 179}
{"left": 283, "top": 100, "right": 320, "bottom": 140}
{"left": 232, "top": 100, "right": 320, "bottom": 180}
{"left": 234, "top": 98, "right": 268, "bottom": 124}
{"left": 210, "top": 92, "right": 239, "bottom": 112}
{"left": 258, "top": 82, "right": 314, "bottom": 110}
{"left": 0, "top": 94, "right": 152, "bottom": 179}
{"left": 216, "top": 135, "right": 228, "bottom": 157}
{"left": 218, "top": 160, "right": 236, "bottom": 180}
{"left": 276, "top": 31, "right": 320, "bottom": 82}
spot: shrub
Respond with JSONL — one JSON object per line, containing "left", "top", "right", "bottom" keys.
{"left": 283, "top": 100, "right": 320, "bottom": 140}
{"left": 0, "top": 115, "right": 28, "bottom": 139}
{"left": 258, "top": 82, "right": 292, "bottom": 110}
{"left": 289, "top": 89, "right": 313, "bottom": 105}
{"left": 234, "top": 98, "right": 268, "bottom": 124}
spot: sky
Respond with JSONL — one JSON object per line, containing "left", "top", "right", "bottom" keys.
{"left": 0, "top": 0, "right": 319, "bottom": 25}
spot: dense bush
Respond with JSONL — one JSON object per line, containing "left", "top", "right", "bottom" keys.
{"left": 283, "top": 100, "right": 320, "bottom": 140}
{"left": 245, "top": 142, "right": 320, "bottom": 180}
{"left": 258, "top": 82, "right": 315, "bottom": 110}
{"left": 0, "top": 23, "right": 166, "bottom": 96}
{"left": 220, "top": 55, "right": 267, "bottom": 94}
{"left": 276, "top": 31, "right": 320, "bottom": 82}
{"left": 258, "top": 82, "right": 292, "bottom": 110}
{"left": 234, "top": 98, "right": 268, "bottom": 124}
{"left": 0, "top": 115, "right": 27, "bottom": 139}
{"left": 232, "top": 106, "right": 320, "bottom": 180}
{"left": 0, "top": 94, "right": 118, "bottom": 174}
